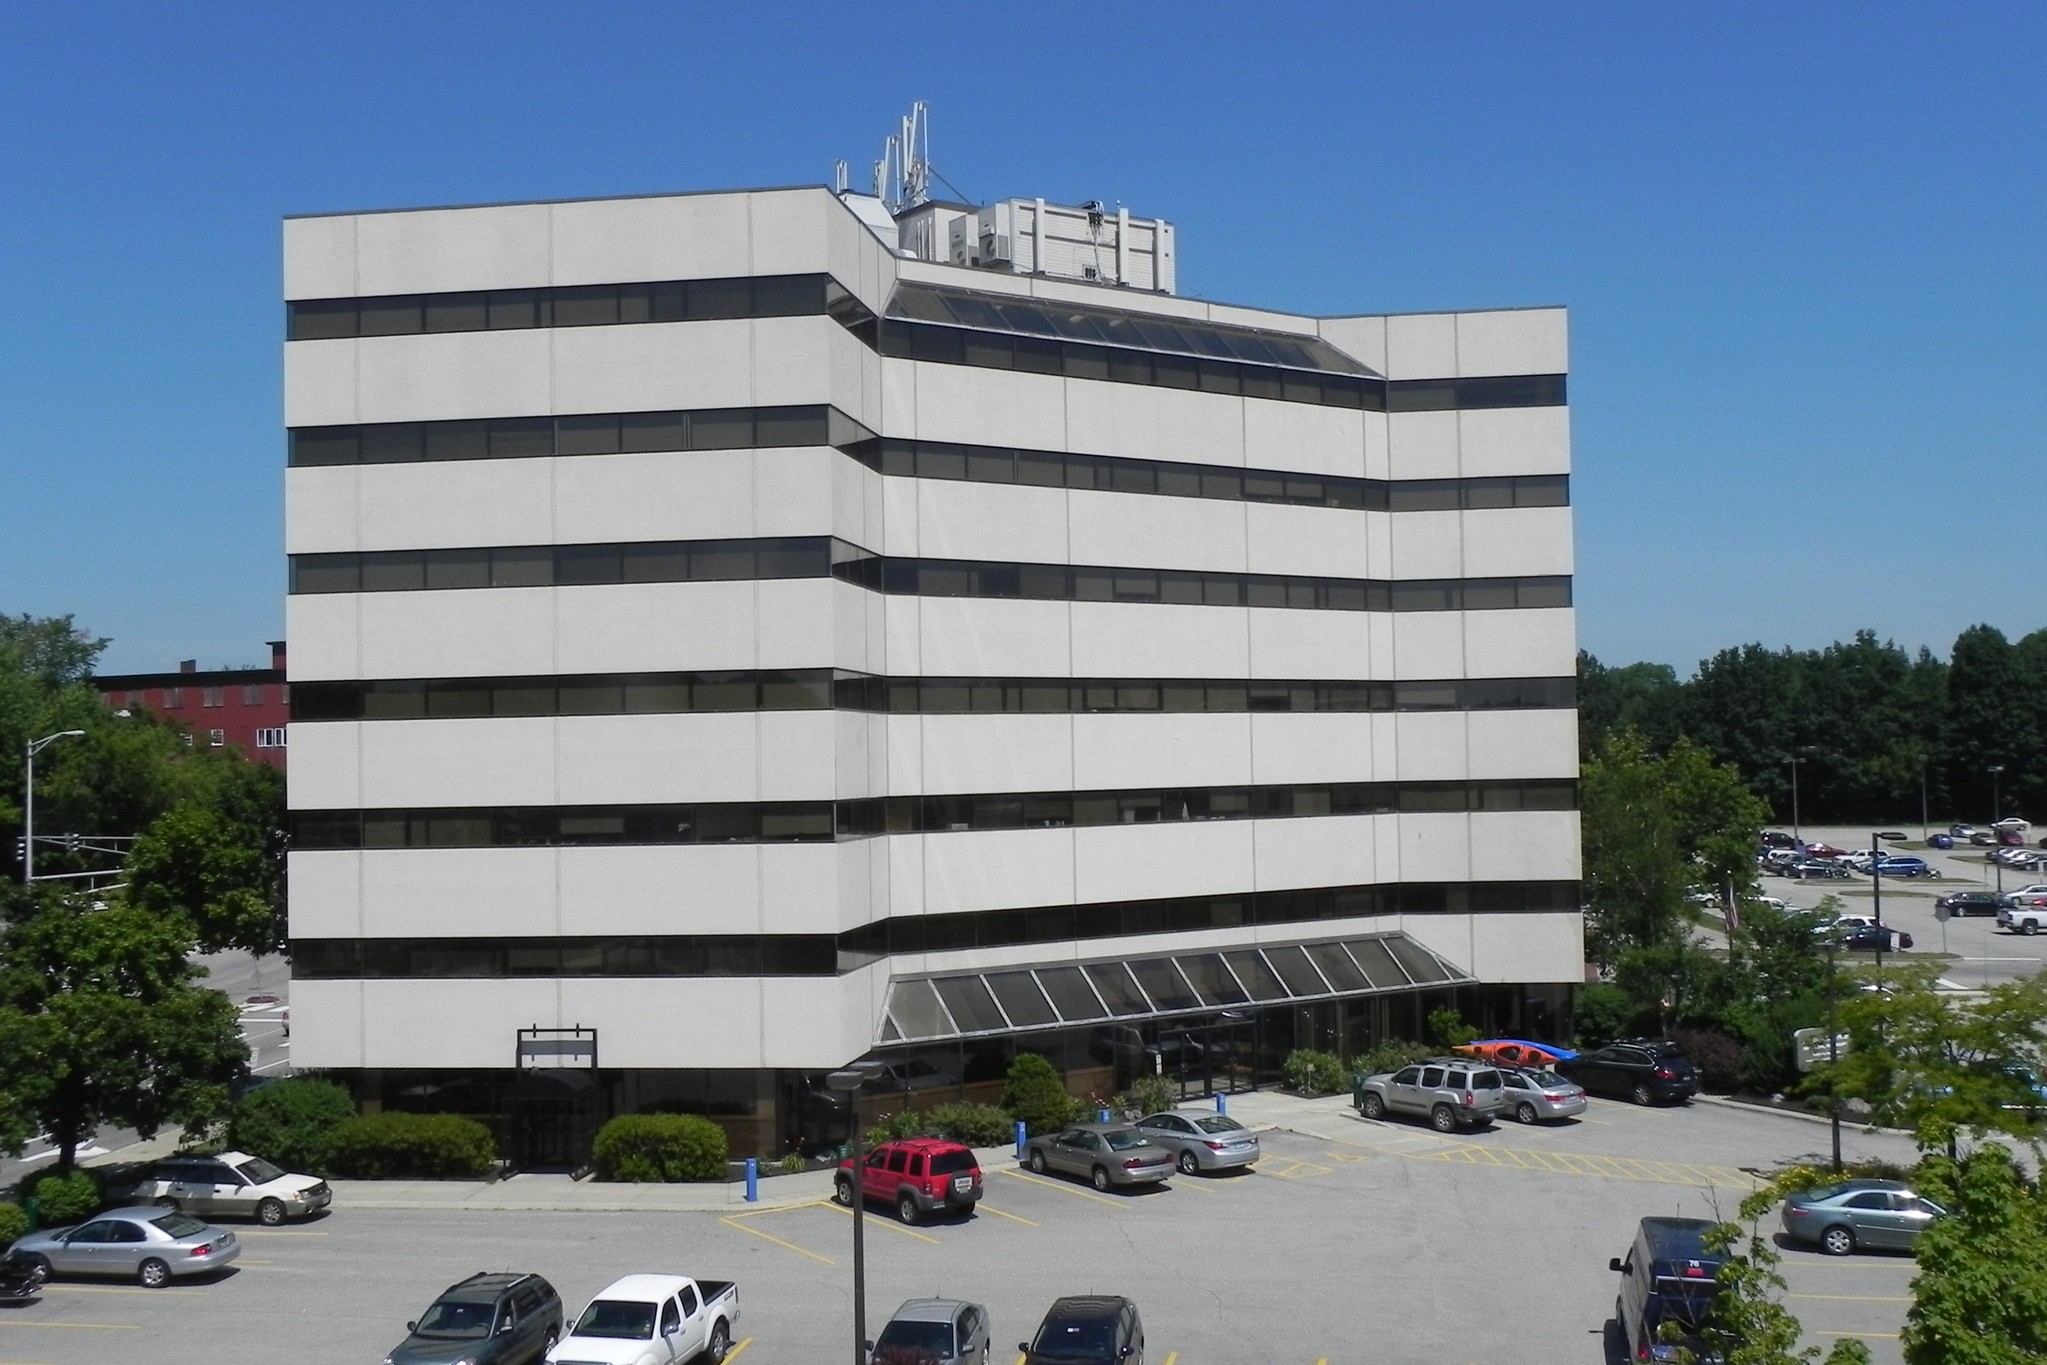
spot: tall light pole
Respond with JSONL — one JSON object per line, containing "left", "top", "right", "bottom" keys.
{"left": 1786, "top": 754, "right": 1807, "bottom": 843}
{"left": 1826, "top": 931, "right": 1841, "bottom": 1172}
{"left": 22, "top": 730, "right": 86, "bottom": 885}
{"left": 826, "top": 1060, "right": 887, "bottom": 1365}
{"left": 1989, "top": 765, "right": 2005, "bottom": 898}
{"left": 1870, "top": 829, "right": 1908, "bottom": 975}
{"left": 1918, "top": 757, "right": 1929, "bottom": 842}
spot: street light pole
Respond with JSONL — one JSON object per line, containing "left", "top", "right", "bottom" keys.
{"left": 1919, "top": 758, "right": 1929, "bottom": 842}
{"left": 1989, "top": 765, "right": 2006, "bottom": 898}
{"left": 1826, "top": 932, "right": 1841, "bottom": 1172}
{"left": 22, "top": 730, "right": 87, "bottom": 885}
{"left": 1871, "top": 830, "right": 1907, "bottom": 976}
{"left": 826, "top": 1060, "right": 888, "bottom": 1365}
{"left": 1787, "top": 755, "right": 1807, "bottom": 844}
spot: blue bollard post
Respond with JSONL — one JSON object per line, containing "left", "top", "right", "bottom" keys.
{"left": 1098, "top": 1107, "right": 1111, "bottom": 1124}
{"left": 1215, "top": 1093, "right": 1228, "bottom": 1116}
{"left": 1015, "top": 1119, "right": 1027, "bottom": 1159}
{"left": 744, "top": 1157, "right": 758, "bottom": 1203}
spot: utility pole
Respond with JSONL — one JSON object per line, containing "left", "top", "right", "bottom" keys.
{"left": 22, "top": 730, "right": 86, "bottom": 884}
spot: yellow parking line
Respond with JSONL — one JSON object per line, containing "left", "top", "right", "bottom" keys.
{"left": 1162, "top": 1354, "right": 1177, "bottom": 1365}
{"left": 820, "top": 1200, "right": 941, "bottom": 1245}
{"left": 39, "top": 1284, "right": 208, "bottom": 1296}
{"left": 1788, "top": 1293, "right": 1912, "bottom": 1303}
{"left": 999, "top": 1168, "right": 1125, "bottom": 1207}
{"left": 978, "top": 1204, "right": 1038, "bottom": 1227}
{"left": 1165, "top": 1174, "right": 1216, "bottom": 1192}
{"left": 0, "top": 1321, "right": 139, "bottom": 1331}
{"left": 723, "top": 1337, "right": 756, "bottom": 1362}
{"left": 717, "top": 1213, "right": 834, "bottom": 1265}
{"left": 233, "top": 1229, "right": 327, "bottom": 1237}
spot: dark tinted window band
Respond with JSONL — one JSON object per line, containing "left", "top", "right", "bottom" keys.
{"left": 289, "top": 405, "right": 875, "bottom": 468}
{"left": 288, "top": 779, "right": 1576, "bottom": 850}
{"left": 288, "top": 540, "right": 1573, "bottom": 613}
{"left": 285, "top": 273, "right": 868, "bottom": 341}
{"left": 878, "top": 321, "right": 1565, "bottom": 413}
{"left": 291, "top": 671, "right": 1574, "bottom": 723}
{"left": 848, "top": 438, "right": 1568, "bottom": 512}
{"left": 288, "top": 880, "right": 1583, "bottom": 980}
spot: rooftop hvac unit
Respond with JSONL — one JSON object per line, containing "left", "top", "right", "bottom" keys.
{"left": 979, "top": 231, "right": 1012, "bottom": 264}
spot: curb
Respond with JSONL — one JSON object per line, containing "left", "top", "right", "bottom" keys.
{"left": 1688, "top": 1092, "right": 1912, "bottom": 1138}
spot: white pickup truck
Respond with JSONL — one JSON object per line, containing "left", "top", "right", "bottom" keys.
{"left": 1998, "top": 899, "right": 2047, "bottom": 936}
{"left": 547, "top": 1274, "right": 739, "bottom": 1365}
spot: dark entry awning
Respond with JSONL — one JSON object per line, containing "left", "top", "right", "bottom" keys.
{"left": 878, "top": 931, "right": 1470, "bottom": 1045}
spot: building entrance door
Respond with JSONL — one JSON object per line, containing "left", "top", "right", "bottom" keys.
{"left": 1160, "top": 1018, "right": 1257, "bottom": 1100}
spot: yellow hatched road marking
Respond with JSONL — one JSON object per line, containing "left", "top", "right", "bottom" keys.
{"left": 977, "top": 1203, "right": 1037, "bottom": 1227}
{"left": 717, "top": 1213, "right": 834, "bottom": 1265}
{"left": 820, "top": 1200, "right": 940, "bottom": 1244}
{"left": 999, "top": 1168, "right": 1124, "bottom": 1207}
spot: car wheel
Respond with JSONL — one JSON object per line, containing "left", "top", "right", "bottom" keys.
{"left": 1516, "top": 1102, "right": 1539, "bottom": 1125}
{"left": 540, "top": 1329, "right": 558, "bottom": 1361}
{"left": 1361, "top": 1093, "right": 1386, "bottom": 1120}
{"left": 832, "top": 1176, "right": 854, "bottom": 1207}
{"left": 1091, "top": 1165, "right": 1112, "bottom": 1192}
{"left": 1027, "top": 1149, "right": 1048, "bottom": 1175}
{"left": 20, "top": 1253, "right": 51, "bottom": 1281}
{"left": 2025, "top": 921, "right": 2040, "bottom": 937}
{"left": 897, "top": 1193, "right": 920, "bottom": 1225}
{"left": 1430, "top": 1104, "right": 1456, "bottom": 1133}
{"left": 1821, "top": 1225, "right": 1856, "bottom": 1256}
{"left": 1178, "top": 1151, "right": 1199, "bottom": 1176}
{"left": 706, "top": 1318, "right": 731, "bottom": 1363}
{"left": 1631, "top": 1082, "right": 1655, "bottom": 1106}
{"left": 256, "top": 1197, "right": 287, "bottom": 1226}
{"left": 137, "top": 1257, "right": 171, "bottom": 1289}
{"left": 153, "top": 1196, "right": 180, "bottom": 1212}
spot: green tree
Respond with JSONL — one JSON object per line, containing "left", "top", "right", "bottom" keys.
{"left": 0, "top": 890, "right": 247, "bottom": 1173}
{"left": 1903, "top": 1144, "right": 2047, "bottom": 1364}
{"left": 1682, "top": 1219, "right": 1873, "bottom": 1365}
{"left": 1577, "top": 651, "right": 1685, "bottom": 758}
{"left": 126, "top": 758, "right": 287, "bottom": 956}
{"left": 1000, "top": 1053, "right": 1082, "bottom": 1135}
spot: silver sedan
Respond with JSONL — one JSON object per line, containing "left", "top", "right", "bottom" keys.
{"left": 1133, "top": 1111, "right": 1261, "bottom": 1174}
{"left": 10, "top": 1207, "right": 240, "bottom": 1287}
{"left": 1498, "top": 1068, "right": 1588, "bottom": 1124}
{"left": 1022, "top": 1125, "right": 1174, "bottom": 1190}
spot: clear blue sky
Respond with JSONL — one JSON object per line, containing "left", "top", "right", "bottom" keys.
{"left": 3, "top": 2, "right": 2041, "bottom": 675}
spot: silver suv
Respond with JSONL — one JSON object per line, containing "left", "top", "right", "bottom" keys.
{"left": 1357, "top": 1058, "right": 1506, "bottom": 1132}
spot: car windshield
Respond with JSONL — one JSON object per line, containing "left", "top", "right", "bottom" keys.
{"left": 1033, "top": 1317, "right": 1117, "bottom": 1359}
{"left": 875, "top": 1320, "right": 954, "bottom": 1356}
{"left": 1102, "top": 1131, "right": 1151, "bottom": 1151}
{"left": 1194, "top": 1116, "right": 1244, "bottom": 1135}
{"left": 928, "top": 1150, "right": 978, "bottom": 1175}
{"left": 415, "top": 1299, "right": 495, "bottom": 1339}
{"left": 235, "top": 1157, "right": 286, "bottom": 1184}
{"left": 149, "top": 1214, "right": 206, "bottom": 1238}
{"left": 573, "top": 1299, "right": 658, "bottom": 1339}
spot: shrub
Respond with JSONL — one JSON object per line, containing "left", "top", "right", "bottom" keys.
{"left": 1574, "top": 982, "right": 1643, "bottom": 1047}
{"left": 918, "top": 1102, "right": 1015, "bottom": 1147}
{"left": 864, "top": 1109, "right": 926, "bottom": 1146}
{"left": 1282, "top": 1049, "right": 1347, "bottom": 1096}
{"left": 228, "top": 1077, "right": 357, "bottom": 1174}
{"left": 30, "top": 1170, "right": 101, "bottom": 1224}
{"left": 1000, "top": 1053, "right": 1084, "bottom": 1135}
{"left": 1427, "top": 1007, "right": 1480, "bottom": 1050}
{"left": 328, "top": 1112, "right": 497, "bottom": 1179}
{"left": 1352, "top": 1038, "right": 1434, "bottom": 1079}
{"left": 591, "top": 1114, "right": 728, "bottom": 1182}
{"left": 0, "top": 1202, "right": 27, "bottom": 1248}
{"left": 1112, "top": 1075, "right": 1182, "bottom": 1120}
{"left": 1672, "top": 1027, "right": 1744, "bottom": 1094}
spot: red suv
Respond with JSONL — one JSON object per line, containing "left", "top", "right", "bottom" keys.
{"left": 834, "top": 1137, "right": 983, "bottom": 1225}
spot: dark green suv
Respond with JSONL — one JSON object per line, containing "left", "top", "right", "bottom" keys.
{"left": 385, "top": 1272, "right": 563, "bottom": 1365}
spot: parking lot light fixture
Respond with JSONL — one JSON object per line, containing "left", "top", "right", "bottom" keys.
{"left": 1825, "top": 932, "right": 1841, "bottom": 1173}
{"left": 1785, "top": 754, "right": 1808, "bottom": 843}
{"left": 826, "top": 1060, "right": 888, "bottom": 1365}
{"left": 1988, "top": 766, "right": 2006, "bottom": 897}
{"left": 1871, "top": 831, "right": 1908, "bottom": 974}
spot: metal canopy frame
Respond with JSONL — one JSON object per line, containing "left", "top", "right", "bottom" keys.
{"left": 877, "top": 931, "right": 1469, "bottom": 1046}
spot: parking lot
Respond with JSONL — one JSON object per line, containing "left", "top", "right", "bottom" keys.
{"left": 0, "top": 1098, "right": 1928, "bottom": 1365}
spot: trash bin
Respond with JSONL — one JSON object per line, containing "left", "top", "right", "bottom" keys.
{"left": 22, "top": 1197, "right": 38, "bottom": 1233}
{"left": 1350, "top": 1072, "right": 1368, "bottom": 1110}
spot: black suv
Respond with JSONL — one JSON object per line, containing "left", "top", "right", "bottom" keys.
{"left": 1611, "top": 1217, "right": 1726, "bottom": 1362}
{"left": 1557, "top": 1038, "right": 1699, "bottom": 1106}
{"left": 386, "top": 1272, "right": 563, "bottom": 1365}
{"left": 1020, "top": 1296, "right": 1144, "bottom": 1365}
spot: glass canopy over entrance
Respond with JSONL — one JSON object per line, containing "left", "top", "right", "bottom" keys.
{"left": 877, "top": 931, "right": 1471, "bottom": 1046}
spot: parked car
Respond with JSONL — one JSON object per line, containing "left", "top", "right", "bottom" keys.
{"left": 1355, "top": 1058, "right": 1507, "bottom": 1131}
{"left": 1453, "top": 1038, "right": 1578, "bottom": 1067}
{"left": 1872, "top": 856, "right": 1939, "bottom": 879}
{"left": 1971, "top": 831, "right": 1998, "bottom": 846}
{"left": 1781, "top": 1178, "right": 1947, "bottom": 1255}
{"left": 1762, "top": 848, "right": 1802, "bottom": 873}
{"left": 1936, "top": 890, "right": 2008, "bottom": 918}
{"left": 1840, "top": 924, "right": 1913, "bottom": 951}
{"left": 1021, "top": 1125, "right": 1173, "bottom": 1191}
{"left": 1928, "top": 834, "right": 1955, "bottom": 849}
{"left": 870, "top": 1297, "right": 992, "bottom": 1365}
{"left": 1998, "top": 902, "right": 2047, "bottom": 936}
{"left": 135, "top": 1151, "right": 331, "bottom": 1224}
{"left": 1950, "top": 823, "right": 1980, "bottom": 839}
{"left": 835, "top": 1137, "right": 983, "bottom": 1225}
{"left": 1760, "top": 830, "right": 1799, "bottom": 850}
{"left": 2007, "top": 883, "right": 2047, "bottom": 899}
{"left": 1557, "top": 1039, "right": 1699, "bottom": 1106}
{"left": 548, "top": 1274, "right": 739, "bottom": 1365}
{"left": 1994, "top": 848, "right": 2047, "bottom": 870}
{"left": 8, "top": 1208, "right": 239, "bottom": 1288}
{"left": 1019, "top": 1296, "right": 1143, "bottom": 1365}
{"left": 1611, "top": 1217, "right": 1725, "bottom": 1364}
{"left": 1132, "top": 1110, "right": 1260, "bottom": 1174}
{"left": 1804, "top": 843, "right": 1850, "bottom": 859}
{"left": 1498, "top": 1067, "right": 1588, "bottom": 1124}
{"left": 1784, "top": 858, "right": 1851, "bottom": 881}
{"left": 387, "top": 1272, "right": 563, "bottom": 1365}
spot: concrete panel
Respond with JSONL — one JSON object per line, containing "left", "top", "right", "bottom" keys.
{"left": 1241, "top": 399, "right": 1366, "bottom": 477}
{"left": 917, "top": 828, "right": 1079, "bottom": 916}
{"left": 283, "top": 341, "right": 359, "bottom": 428}
{"left": 285, "top": 723, "right": 361, "bottom": 810}
{"left": 1384, "top": 313, "right": 1459, "bottom": 380}
{"left": 358, "top": 717, "right": 558, "bottom": 807}
{"left": 284, "top": 851, "right": 362, "bottom": 936}
{"left": 1465, "top": 911, "right": 1584, "bottom": 985}
{"left": 358, "top": 979, "right": 567, "bottom": 1069}
{"left": 749, "top": 317, "right": 838, "bottom": 409}
{"left": 1074, "top": 821, "right": 1256, "bottom": 905}
{"left": 1316, "top": 315, "right": 1387, "bottom": 376}
{"left": 288, "top": 980, "right": 364, "bottom": 1069}
{"left": 746, "top": 189, "right": 832, "bottom": 277}
{"left": 911, "top": 715, "right": 1076, "bottom": 796}
{"left": 1068, "top": 492, "right": 1248, "bottom": 574}
{"left": 354, "top": 459, "right": 557, "bottom": 552}
{"left": 1455, "top": 308, "right": 1567, "bottom": 377}
{"left": 283, "top": 215, "right": 357, "bottom": 300}
{"left": 1064, "top": 380, "right": 1246, "bottom": 466}
{"left": 547, "top": 193, "right": 751, "bottom": 284}
{"left": 1250, "top": 815, "right": 1379, "bottom": 889}
{"left": 1388, "top": 612, "right": 1468, "bottom": 680}
{"left": 1461, "top": 607, "right": 1577, "bottom": 679}
{"left": 914, "top": 481, "right": 1071, "bottom": 565}
{"left": 757, "top": 845, "right": 842, "bottom": 936}
{"left": 1461, "top": 507, "right": 1574, "bottom": 579}
{"left": 1468, "top": 810, "right": 1582, "bottom": 883}
{"left": 1458, "top": 406, "right": 1572, "bottom": 478}
{"left": 554, "top": 581, "right": 759, "bottom": 673}
{"left": 1386, "top": 411, "right": 1461, "bottom": 481}
{"left": 1386, "top": 711, "right": 1471, "bottom": 783}
{"left": 354, "top": 204, "right": 552, "bottom": 296}
{"left": 556, "top": 713, "right": 762, "bottom": 804}
{"left": 553, "top": 449, "right": 761, "bottom": 547}
{"left": 913, "top": 364, "right": 1068, "bottom": 452}
{"left": 354, "top": 331, "right": 553, "bottom": 424}
{"left": 1387, "top": 509, "right": 1466, "bottom": 580}
{"left": 756, "top": 710, "right": 840, "bottom": 801}
{"left": 560, "top": 977, "right": 767, "bottom": 1070}
{"left": 557, "top": 845, "right": 763, "bottom": 933}
{"left": 356, "top": 590, "right": 557, "bottom": 680}
{"left": 1247, "top": 714, "right": 1372, "bottom": 786}
{"left": 551, "top": 320, "right": 759, "bottom": 414}
{"left": 755, "top": 580, "right": 842, "bottom": 671}
{"left": 1246, "top": 608, "right": 1371, "bottom": 680}
{"left": 1071, "top": 713, "right": 1253, "bottom": 790}
{"left": 914, "top": 599, "right": 1074, "bottom": 677}
{"left": 1391, "top": 812, "right": 1476, "bottom": 883}
{"left": 286, "top": 467, "right": 361, "bottom": 555}
{"left": 1466, "top": 709, "right": 1580, "bottom": 781}
{"left": 284, "top": 595, "right": 361, "bottom": 681}
{"left": 1070, "top": 603, "right": 1249, "bottom": 677}
{"left": 1244, "top": 504, "right": 1368, "bottom": 579}
{"left": 358, "top": 848, "right": 559, "bottom": 938}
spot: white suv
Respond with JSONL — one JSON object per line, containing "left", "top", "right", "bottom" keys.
{"left": 135, "top": 1151, "right": 331, "bottom": 1225}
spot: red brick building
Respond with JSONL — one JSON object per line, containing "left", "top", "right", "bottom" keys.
{"left": 96, "top": 641, "right": 289, "bottom": 770}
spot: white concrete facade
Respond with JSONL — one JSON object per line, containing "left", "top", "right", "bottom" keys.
{"left": 283, "top": 186, "right": 1581, "bottom": 1076}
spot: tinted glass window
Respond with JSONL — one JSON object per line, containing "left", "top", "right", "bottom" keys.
{"left": 1420, "top": 1068, "right": 1446, "bottom": 1087}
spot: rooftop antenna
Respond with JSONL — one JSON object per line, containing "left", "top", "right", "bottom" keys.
{"left": 832, "top": 159, "right": 848, "bottom": 195}
{"left": 878, "top": 101, "right": 932, "bottom": 215}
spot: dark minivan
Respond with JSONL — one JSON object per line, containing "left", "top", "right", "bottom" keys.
{"left": 386, "top": 1271, "right": 563, "bottom": 1365}
{"left": 1558, "top": 1038, "right": 1699, "bottom": 1106}
{"left": 1611, "top": 1217, "right": 1725, "bottom": 1363}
